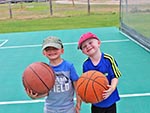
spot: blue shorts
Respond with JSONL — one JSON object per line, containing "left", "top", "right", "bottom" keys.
{"left": 44, "top": 106, "right": 75, "bottom": 113}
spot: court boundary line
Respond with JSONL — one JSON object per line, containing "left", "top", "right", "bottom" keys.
{"left": 0, "top": 92, "right": 150, "bottom": 105}
{"left": 0, "top": 39, "right": 8, "bottom": 47}
{"left": 120, "top": 31, "right": 150, "bottom": 52}
{"left": 0, "top": 39, "right": 129, "bottom": 49}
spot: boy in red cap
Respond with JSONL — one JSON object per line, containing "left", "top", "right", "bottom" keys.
{"left": 78, "top": 32, "right": 121, "bottom": 113}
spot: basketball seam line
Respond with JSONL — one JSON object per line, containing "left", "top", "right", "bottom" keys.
{"left": 80, "top": 76, "right": 107, "bottom": 90}
{"left": 84, "top": 71, "right": 97, "bottom": 103}
{"left": 29, "top": 66, "right": 50, "bottom": 91}
{"left": 40, "top": 62, "right": 55, "bottom": 86}
{"left": 92, "top": 76, "right": 106, "bottom": 102}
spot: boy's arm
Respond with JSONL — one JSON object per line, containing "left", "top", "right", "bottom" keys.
{"left": 73, "top": 81, "right": 82, "bottom": 113}
{"left": 110, "top": 77, "right": 118, "bottom": 90}
{"left": 103, "top": 78, "right": 118, "bottom": 99}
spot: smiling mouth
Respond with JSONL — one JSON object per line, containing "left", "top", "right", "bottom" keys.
{"left": 49, "top": 53, "right": 56, "bottom": 56}
{"left": 87, "top": 48, "right": 93, "bottom": 52}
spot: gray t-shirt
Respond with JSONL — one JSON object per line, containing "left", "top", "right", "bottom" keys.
{"left": 45, "top": 60, "right": 79, "bottom": 111}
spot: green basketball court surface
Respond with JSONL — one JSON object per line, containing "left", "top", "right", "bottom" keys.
{"left": 0, "top": 27, "right": 150, "bottom": 113}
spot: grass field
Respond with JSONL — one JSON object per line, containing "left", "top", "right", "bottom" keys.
{"left": 122, "top": 13, "right": 150, "bottom": 38}
{"left": 0, "top": 13, "right": 119, "bottom": 33}
{"left": 0, "top": 1, "right": 119, "bottom": 33}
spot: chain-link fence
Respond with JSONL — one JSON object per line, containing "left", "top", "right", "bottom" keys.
{"left": 120, "top": 0, "right": 150, "bottom": 51}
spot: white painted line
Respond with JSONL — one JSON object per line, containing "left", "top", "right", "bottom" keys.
{"left": 64, "top": 39, "right": 130, "bottom": 45}
{"left": 0, "top": 44, "right": 41, "bottom": 49}
{"left": 0, "top": 99, "right": 44, "bottom": 105}
{"left": 102, "top": 39, "right": 129, "bottom": 43}
{"left": 0, "top": 39, "right": 130, "bottom": 49}
{"left": 120, "top": 93, "right": 150, "bottom": 98}
{"left": 120, "top": 31, "right": 150, "bottom": 52}
{"left": 0, "top": 92, "right": 149, "bottom": 105}
{"left": 0, "top": 40, "right": 8, "bottom": 47}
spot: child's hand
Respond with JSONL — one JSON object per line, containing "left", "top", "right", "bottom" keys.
{"left": 102, "top": 85, "right": 115, "bottom": 100}
{"left": 25, "top": 88, "right": 48, "bottom": 99}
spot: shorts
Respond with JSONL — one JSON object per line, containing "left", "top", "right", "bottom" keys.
{"left": 44, "top": 106, "right": 76, "bottom": 113}
{"left": 91, "top": 103, "right": 116, "bottom": 113}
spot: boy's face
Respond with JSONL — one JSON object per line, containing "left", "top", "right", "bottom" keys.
{"left": 81, "top": 38, "right": 101, "bottom": 56}
{"left": 43, "top": 47, "right": 64, "bottom": 60}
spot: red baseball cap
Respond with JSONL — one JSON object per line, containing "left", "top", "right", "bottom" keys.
{"left": 77, "top": 32, "right": 100, "bottom": 49}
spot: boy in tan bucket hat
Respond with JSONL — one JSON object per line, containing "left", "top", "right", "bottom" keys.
{"left": 27, "top": 36, "right": 81, "bottom": 113}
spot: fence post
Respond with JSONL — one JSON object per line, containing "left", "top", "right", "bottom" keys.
{"left": 87, "top": 0, "right": 90, "bottom": 14}
{"left": 49, "top": 0, "right": 53, "bottom": 15}
{"left": 8, "top": 1, "right": 13, "bottom": 18}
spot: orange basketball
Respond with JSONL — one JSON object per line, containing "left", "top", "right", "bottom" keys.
{"left": 77, "top": 70, "right": 109, "bottom": 103}
{"left": 22, "top": 62, "right": 55, "bottom": 96}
